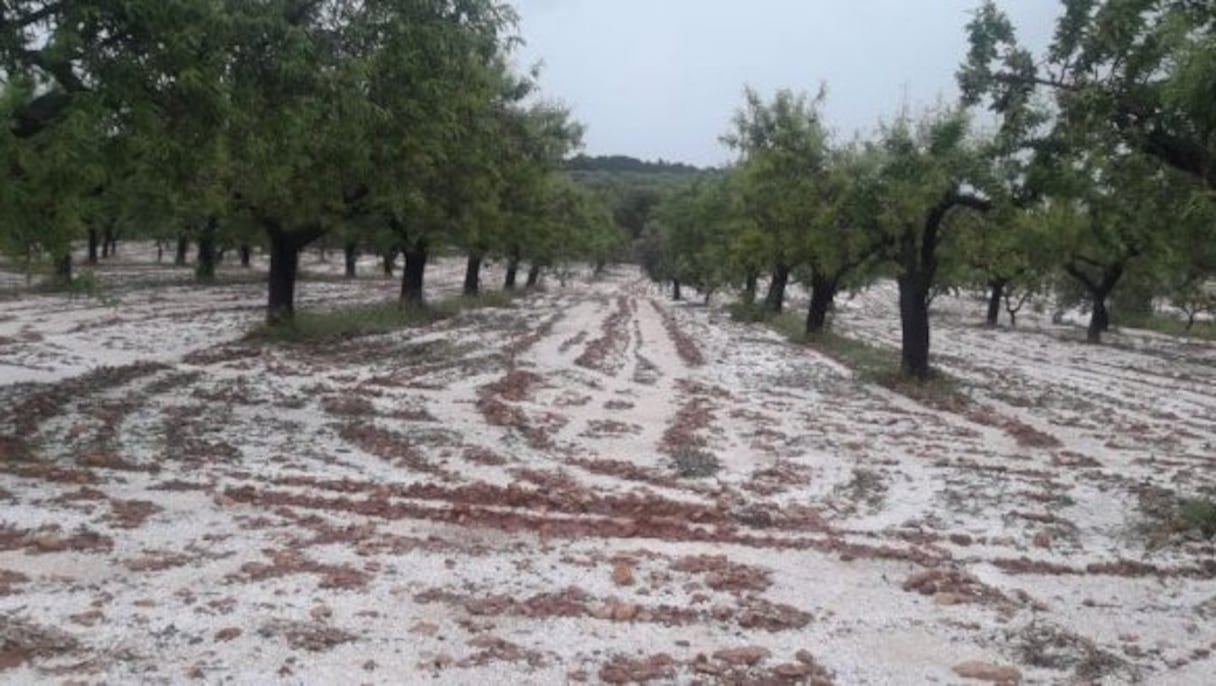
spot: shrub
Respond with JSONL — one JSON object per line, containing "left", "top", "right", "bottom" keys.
{"left": 668, "top": 445, "right": 720, "bottom": 479}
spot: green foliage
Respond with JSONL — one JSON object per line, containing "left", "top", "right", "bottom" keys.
{"left": 567, "top": 155, "right": 701, "bottom": 176}
{"left": 962, "top": 0, "right": 1216, "bottom": 190}
{"left": 668, "top": 445, "right": 721, "bottom": 479}
{"left": 1179, "top": 499, "right": 1216, "bottom": 540}
{"left": 1115, "top": 311, "right": 1216, "bottom": 341}
{"left": 723, "top": 87, "right": 832, "bottom": 273}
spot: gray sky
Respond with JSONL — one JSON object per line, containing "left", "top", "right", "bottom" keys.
{"left": 511, "top": 1, "right": 1059, "bottom": 167}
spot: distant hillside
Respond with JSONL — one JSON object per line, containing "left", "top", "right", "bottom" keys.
{"left": 565, "top": 154, "right": 702, "bottom": 176}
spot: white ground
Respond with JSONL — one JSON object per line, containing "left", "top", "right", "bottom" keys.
{"left": 0, "top": 246, "right": 1214, "bottom": 685}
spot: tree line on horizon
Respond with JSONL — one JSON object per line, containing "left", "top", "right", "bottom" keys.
{"left": 640, "top": 0, "right": 1216, "bottom": 377}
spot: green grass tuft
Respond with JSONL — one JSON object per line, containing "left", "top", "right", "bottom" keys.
{"left": 249, "top": 290, "right": 518, "bottom": 344}
{"left": 668, "top": 445, "right": 721, "bottom": 479}
{"left": 1178, "top": 498, "right": 1216, "bottom": 539}
{"left": 727, "top": 301, "right": 774, "bottom": 323}
{"left": 749, "top": 305, "right": 969, "bottom": 407}
{"left": 1119, "top": 312, "right": 1216, "bottom": 341}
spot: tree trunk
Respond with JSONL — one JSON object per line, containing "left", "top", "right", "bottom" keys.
{"left": 898, "top": 272, "right": 932, "bottom": 378}
{"left": 195, "top": 218, "right": 218, "bottom": 282}
{"left": 54, "top": 253, "right": 72, "bottom": 284}
{"left": 764, "top": 264, "right": 791, "bottom": 313}
{"left": 1087, "top": 295, "right": 1110, "bottom": 344}
{"left": 157, "top": 241, "right": 164, "bottom": 263}
{"left": 343, "top": 241, "right": 357, "bottom": 279}
{"left": 87, "top": 228, "right": 100, "bottom": 265}
{"left": 672, "top": 279, "right": 682, "bottom": 301}
{"left": 743, "top": 272, "right": 758, "bottom": 305}
{"left": 104, "top": 226, "right": 116, "bottom": 257}
{"left": 174, "top": 237, "right": 189, "bottom": 266}
{"left": 805, "top": 274, "right": 838, "bottom": 335}
{"left": 504, "top": 256, "right": 520, "bottom": 291}
{"left": 1186, "top": 310, "right": 1197, "bottom": 331}
{"left": 526, "top": 264, "right": 541, "bottom": 288}
{"left": 463, "top": 253, "right": 482, "bottom": 297}
{"left": 400, "top": 240, "right": 428, "bottom": 305}
{"left": 382, "top": 248, "right": 397, "bottom": 277}
{"left": 239, "top": 245, "right": 252, "bottom": 268}
{"left": 986, "top": 279, "right": 1006, "bottom": 327}
{"left": 266, "top": 229, "right": 302, "bottom": 326}
{"left": 1065, "top": 260, "right": 1124, "bottom": 345}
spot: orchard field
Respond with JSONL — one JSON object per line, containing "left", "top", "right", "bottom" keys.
{"left": 3, "top": 0, "right": 1216, "bottom": 684}
{"left": 0, "top": 251, "right": 1214, "bottom": 684}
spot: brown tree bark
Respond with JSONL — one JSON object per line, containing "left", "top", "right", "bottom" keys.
{"left": 764, "top": 263, "right": 791, "bottom": 313}
{"left": 400, "top": 239, "right": 428, "bottom": 305}
{"left": 463, "top": 253, "right": 483, "bottom": 297}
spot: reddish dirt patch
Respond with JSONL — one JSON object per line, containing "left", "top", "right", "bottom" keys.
{"left": 0, "top": 617, "right": 79, "bottom": 672}
{"left": 260, "top": 620, "right": 356, "bottom": 652}
{"left": 735, "top": 597, "right": 813, "bottom": 631}
{"left": 959, "top": 406, "right": 1062, "bottom": 449}
{"left": 0, "top": 363, "right": 165, "bottom": 444}
{"left": 321, "top": 394, "right": 376, "bottom": 418}
{"left": 337, "top": 423, "right": 450, "bottom": 478}
{"left": 459, "top": 634, "right": 546, "bottom": 668}
{"left": 415, "top": 584, "right": 808, "bottom": 632}
{"left": 902, "top": 568, "right": 1009, "bottom": 606}
{"left": 223, "top": 478, "right": 941, "bottom": 569}
{"left": 462, "top": 446, "right": 510, "bottom": 466}
{"left": 660, "top": 397, "right": 714, "bottom": 452}
{"left": 670, "top": 554, "right": 772, "bottom": 593}
{"left": 567, "top": 457, "right": 682, "bottom": 489}
{"left": 150, "top": 479, "right": 212, "bottom": 492}
{"left": 575, "top": 297, "right": 632, "bottom": 373}
{"left": 108, "top": 499, "right": 163, "bottom": 529}
{"left": 234, "top": 548, "right": 371, "bottom": 590}
{"left": 0, "top": 569, "right": 29, "bottom": 596}
{"left": 475, "top": 369, "right": 561, "bottom": 448}
{"left": 11, "top": 526, "right": 115, "bottom": 555}
{"left": 0, "top": 436, "right": 27, "bottom": 462}
{"left": 124, "top": 550, "right": 193, "bottom": 572}
{"left": 479, "top": 369, "right": 543, "bottom": 403}
{"left": 599, "top": 653, "right": 677, "bottom": 683}
{"left": 652, "top": 300, "right": 705, "bottom": 366}
{"left": 182, "top": 345, "right": 263, "bottom": 366}
{"left": 77, "top": 446, "right": 155, "bottom": 473}
{"left": 599, "top": 648, "right": 834, "bottom": 685}
{"left": 743, "top": 462, "right": 813, "bottom": 496}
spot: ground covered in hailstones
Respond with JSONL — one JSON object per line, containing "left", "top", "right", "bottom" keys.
{"left": 1, "top": 246, "right": 1215, "bottom": 684}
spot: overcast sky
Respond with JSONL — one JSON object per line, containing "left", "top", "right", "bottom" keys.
{"left": 511, "top": 1, "right": 1059, "bottom": 167}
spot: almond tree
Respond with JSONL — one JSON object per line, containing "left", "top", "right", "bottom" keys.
{"left": 1042, "top": 148, "right": 1206, "bottom": 342}
{"left": 961, "top": 0, "right": 1216, "bottom": 192}
{"left": 0, "top": 0, "right": 227, "bottom": 283}
{"left": 798, "top": 143, "right": 891, "bottom": 335}
{"left": 874, "top": 110, "right": 993, "bottom": 377}
{"left": 722, "top": 87, "right": 832, "bottom": 314}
